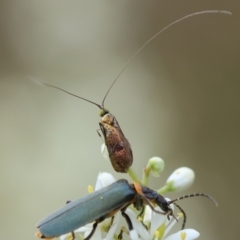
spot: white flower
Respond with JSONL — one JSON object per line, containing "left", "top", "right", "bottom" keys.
{"left": 131, "top": 202, "right": 200, "bottom": 240}
{"left": 94, "top": 172, "right": 115, "bottom": 190}
{"left": 124, "top": 199, "right": 173, "bottom": 240}
{"left": 165, "top": 167, "right": 195, "bottom": 192}
{"left": 60, "top": 172, "right": 120, "bottom": 240}
{"left": 58, "top": 169, "right": 199, "bottom": 240}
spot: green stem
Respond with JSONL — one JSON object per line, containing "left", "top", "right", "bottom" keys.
{"left": 142, "top": 167, "right": 150, "bottom": 186}
{"left": 157, "top": 184, "right": 169, "bottom": 194}
{"left": 127, "top": 167, "right": 141, "bottom": 184}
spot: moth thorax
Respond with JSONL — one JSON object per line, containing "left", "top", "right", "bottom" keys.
{"left": 101, "top": 113, "right": 114, "bottom": 125}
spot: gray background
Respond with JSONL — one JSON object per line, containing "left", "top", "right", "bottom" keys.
{"left": 0, "top": 0, "right": 239, "bottom": 239}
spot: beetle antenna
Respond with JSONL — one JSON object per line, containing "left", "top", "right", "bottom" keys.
{"left": 168, "top": 193, "right": 218, "bottom": 206}
{"left": 31, "top": 78, "right": 102, "bottom": 110}
{"left": 101, "top": 10, "right": 231, "bottom": 107}
{"left": 173, "top": 203, "right": 187, "bottom": 230}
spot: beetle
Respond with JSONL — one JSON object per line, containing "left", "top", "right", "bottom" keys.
{"left": 32, "top": 10, "right": 230, "bottom": 173}
{"left": 35, "top": 179, "right": 217, "bottom": 240}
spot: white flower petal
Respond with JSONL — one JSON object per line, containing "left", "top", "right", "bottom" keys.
{"left": 162, "top": 215, "right": 179, "bottom": 238}
{"left": 59, "top": 233, "right": 68, "bottom": 240}
{"left": 95, "top": 172, "right": 115, "bottom": 190}
{"left": 125, "top": 208, "right": 151, "bottom": 240}
{"left": 130, "top": 229, "right": 140, "bottom": 240}
{"left": 70, "top": 222, "right": 96, "bottom": 240}
{"left": 104, "top": 212, "right": 121, "bottom": 240}
{"left": 149, "top": 206, "right": 167, "bottom": 237}
{"left": 143, "top": 205, "right": 152, "bottom": 223}
{"left": 74, "top": 222, "right": 94, "bottom": 234}
{"left": 163, "top": 229, "right": 200, "bottom": 240}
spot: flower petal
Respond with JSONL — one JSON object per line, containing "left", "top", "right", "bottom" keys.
{"left": 125, "top": 208, "right": 151, "bottom": 240}
{"left": 143, "top": 205, "right": 152, "bottom": 224}
{"left": 130, "top": 229, "right": 140, "bottom": 240}
{"left": 162, "top": 215, "right": 179, "bottom": 238}
{"left": 95, "top": 172, "right": 115, "bottom": 190}
{"left": 163, "top": 229, "right": 200, "bottom": 240}
{"left": 149, "top": 206, "right": 167, "bottom": 237}
{"left": 103, "top": 212, "right": 121, "bottom": 240}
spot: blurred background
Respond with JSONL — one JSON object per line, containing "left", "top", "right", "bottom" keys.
{"left": 0, "top": 0, "right": 239, "bottom": 239}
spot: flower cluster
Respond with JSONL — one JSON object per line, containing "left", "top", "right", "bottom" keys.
{"left": 60, "top": 144, "right": 199, "bottom": 240}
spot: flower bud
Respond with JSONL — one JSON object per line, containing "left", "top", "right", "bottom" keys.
{"left": 146, "top": 157, "right": 165, "bottom": 177}
{"left": 166, "top": 167, "right": 195, "bottom": 192}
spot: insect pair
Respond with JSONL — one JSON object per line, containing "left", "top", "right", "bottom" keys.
{"left": 35, "top": 10, "right": 230, "bottom": 240}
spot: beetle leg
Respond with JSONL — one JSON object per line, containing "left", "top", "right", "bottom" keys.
{"left": 106, "top": 216, "right": 114, "bottom": 232}
{"left": 121, "top": 210, "right": 133, "bottom": 231}
{"left": 118, "top": 226, "right": 129, "bottom": 240}
{"left": 84, "top": 220, "right": 99, "bottom": 240}
{"left": 70, "top": 231, "right": 75, "bottom": 240}
{"left": 134, "top": 197, "right": 148, "bottom": 229}
{"left": 137, "top": 205, "right": 145, "bottom": 218}
{"left": 84, "top": 215, "right": 108, "bottom": 240}
{"left": 136, "top": 206, "right": 149, "bottom": 230}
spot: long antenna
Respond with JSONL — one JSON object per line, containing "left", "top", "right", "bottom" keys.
{"left": 32, "top": 10, "right": 231, "bottom": 110}
{"left": 101, "top": 10, "right": 231, "bottom": 106}
{"left": 31, "top": 79, "right": 102, "bottom": 109}
{"left": 168, "top": 193, "right": 218, "bottom": 206}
